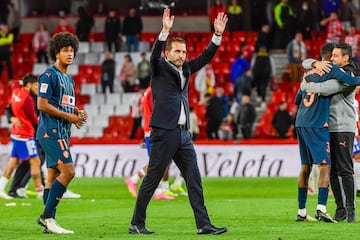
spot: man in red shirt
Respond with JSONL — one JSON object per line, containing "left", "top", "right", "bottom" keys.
{"left": 0, "top": 74, "right": 43, "bottom": 199}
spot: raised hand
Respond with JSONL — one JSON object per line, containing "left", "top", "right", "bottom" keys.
{"left": 162, "top": 8, "right": 174, "bottom": 32}
{"left": 214, "top": 12, "right": 228, "bottom": 35}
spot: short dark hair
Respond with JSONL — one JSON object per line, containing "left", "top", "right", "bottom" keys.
{"left": 320, "top": 42, "right": 336, "bottom": 60}
{"left": 166, "top": 37, "right": 186, "bottom": 51}
{"left": 48, "top": 32, "right": 79, "bottom": 62}
{"left": 335, "top": 43, "right": 352, "bottom": 59}
{"left": 22, "top": 73, "right": 37, "bottom": 86}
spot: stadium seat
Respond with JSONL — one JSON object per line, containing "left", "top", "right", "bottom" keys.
{"left": 271, "top": 92, "right": 287, "bottom": 104}
{"left": 91, "top": 115, "right": 109, "bottom": 127}
{"left": 32, "top": 63, "right": 48, "bottom": 75}
{"left": 78, "top": 42, "right": 90, "bottom": 53}
{"left": 84, "top": 53, "right": 99, "bottom": 64}
{"left": 106, "top": 93, "right": 121, "bottom": 104}
{"left": 0, "top": 115, "right": 10, "bottom": 128}
{"left": 90, "top": 93, "right": 105, "bottom": 104}
{"left": 79, "top": 64, "right": 94, "bottom": 76}
{"left": 84, "top": 103, "right": 99, "bottom": 116}
{"left": 87, "top": 126, "right": 104, "bottom": 138}
{"left": 231, "top": 31, "right": 246, "bottom": 43}
{"left": 99, "top": 104, "right": 115, "bottom": 116}
{"left": 141, "top": 32, "right": 157, "bottom": 43}
{"left": 67, "top": 64, "right": 79, "bottom": 75}
{"left": 81, "top": 83, "right": 97, "bottom": 95}
{"left": 114, "top": 104, "right": 130, "bottom": 116}
{"left": 90, "top": 42, "right": 105, "bottom": 53}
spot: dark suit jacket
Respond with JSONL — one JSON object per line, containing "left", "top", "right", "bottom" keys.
{"left": 150, "top": 37, "right": 219, "bottom": 130}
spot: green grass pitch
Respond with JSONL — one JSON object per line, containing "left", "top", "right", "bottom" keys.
{"left": 0, "top": 177, "right": 359, "bottom": 240}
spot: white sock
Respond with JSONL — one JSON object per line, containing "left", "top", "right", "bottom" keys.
{"left": 173, "top": 175, "right": 184, "bottom": 187}
{"left": 130, "top": 169, "right": 146, "bottom": 184}
{"left": 298, "top": 208, "right": 306, "bottom": 217}
{"left": 0, "top": 176, "right": 9, "bottom": 192}
{"left": 161, "top": 180, "right": 169, "bottom": 191}
{"left": 317, "top": 204, "right": 327, "bottom": 213}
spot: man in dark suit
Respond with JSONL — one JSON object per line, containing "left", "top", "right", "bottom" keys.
{"left": 128, "top": 8, "right": 228, "bottom": 235}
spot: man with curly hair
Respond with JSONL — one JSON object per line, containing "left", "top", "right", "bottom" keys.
{"left": 36, "top": 32, "right": 87, "bottom": 234}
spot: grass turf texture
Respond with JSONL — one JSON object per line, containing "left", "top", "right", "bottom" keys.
{"left": 0, "top": 177, "right": 359, "bottom": 240}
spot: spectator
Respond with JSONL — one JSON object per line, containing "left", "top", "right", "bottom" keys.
{"left": 123, "top": 7, "right": 143, "bottom": 52}
{"left": 32, "top": 23, "right": 50, "bottom": 64}
{"left": 344, "top": 25, "right": 360, "bottom": 64}
{"left": 218, "top": 116, "right": 233, "bottom": 140}
{"left": 209, "top": 0, "right": 227, "bottom": 32}
{"left": 75, "top": 6, "right": 94, "bottom": 42}
{"left": 250, "top": 45, "right": 276, "bottom": 105}
{"left": 120, "top": 54, "right": 137, "bottom": 92}
{"left": 137, "top": 52, "right": 151, "bottom": 89}
{"left": 272, "top": 100, "right": 293, "bottom": 138}
{"left": 189, "top": 107, "right": 199, "bottom": 141}
{"left": 320, "top": 12, "right": 343, "bottom": 43}
{"left": 216, "top": 86, "right": 230, "bottom": 119}
{"left": 255, "top": 23, "right": 271, "bottom": 52}
{"left": 286, "top": 32, "right": 307, "bottom": 83}
{"left": 129, "top": 87, "right": 145, "bottom": 139}
{"left": 94, "top": 1, "right": 108, "bottom": 16}
{"left": 194, "top": 63, "right": 215, "bottom": 103}
{"left": 273, "top": 0, "right": 295, "bottom": 49}
{"left": 338, "top": 0, "right": 357, "bottom": 33}
{"left": 205, "top": 93, "right": 223, "bottom": 140}
{"left": 238, "top": 94, "right": 256, "bottom": 139}
{"left": 7, "top": 2, "right": 21, "bottom": 43}
{"left": 230, "top": 51, "right": 250, "bottom": 84}
{"left": 227, "top": 0, "right": 242, "bottom": 32}
{"left": 100, "top": 50, "right": 115, "bottom": 94}
{"left": 233, "top": 67, "right": 252, "bottom": 104}
{"left": 104, "top": 9, "right": 121, "bottom": 52}
{"left": 0, "top": 23, "right": 13, "bottom": 83}
{"left": 52, "top": 17, "right": 75, "bottom": 35}
{"left": 298, "top": 0, "right": 314, "bottom": 40}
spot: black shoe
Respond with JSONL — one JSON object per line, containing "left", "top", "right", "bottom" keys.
{"left": 295, "top": 214, "right": 317, "bottom": 222}
{"left": 128, "top": 224, "right": 155, "bottom": 234}
{"left": 197, "top": 225, "right": 228, "bottom": 235}
{"left": 315, "top": 210, "right": 337, "bottom": 223}
{"left": 334, "top": 208, "right": 346, "bottom": 222}
{"left": 346, "top": 209, "right": 356, "bottom": 223}
{"left": 37, "top": 216, "right": 46, "bottom": 228}
{"left": 37, "top": 215, "right": 51, "bottom": 233}
{"left": 8, "top": 191, "right": 25, "bottom": 198}
{"left": 357, "top": 190, "right": 360, "bottom": 197}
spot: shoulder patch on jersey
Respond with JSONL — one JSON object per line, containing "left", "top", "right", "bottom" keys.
{"left": 45, "top": 72, "right": 51, "bottom": 78}
{"left": 40, "top": 83, "right": 48, "bottom": 93}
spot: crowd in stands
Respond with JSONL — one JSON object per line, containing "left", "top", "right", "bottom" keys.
{"left": 1, "top": 0, "right": 360, "bottom": 142}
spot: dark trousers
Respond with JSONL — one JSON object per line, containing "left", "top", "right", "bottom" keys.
{"left": 106, "top": 39, "right": 120, "bottom": 52}
{"left": 329, "top": 132, "right": 355, "bottom": 210}
{"left": 131, "top": 127, "right": 211, "bottom": 228}
{"left": 206, "top": 119, "right": 222, "bottom": 139}
{"left": 253, "top": 75, "right": 270, "bottom": 102}
{"left": 36, "top": 50, "right": 49, "bottom": 64}
{"left": 129, "top": 117, "right": 142, "bottom": 139}
{"left": 241, "top": 125, "right": 253, "bottom": 139}
{"left": 0, "top": 53, "right": 13, "bottom": 80}
{"left": 101, "top": 80, "right": 114, "bottom": 94}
